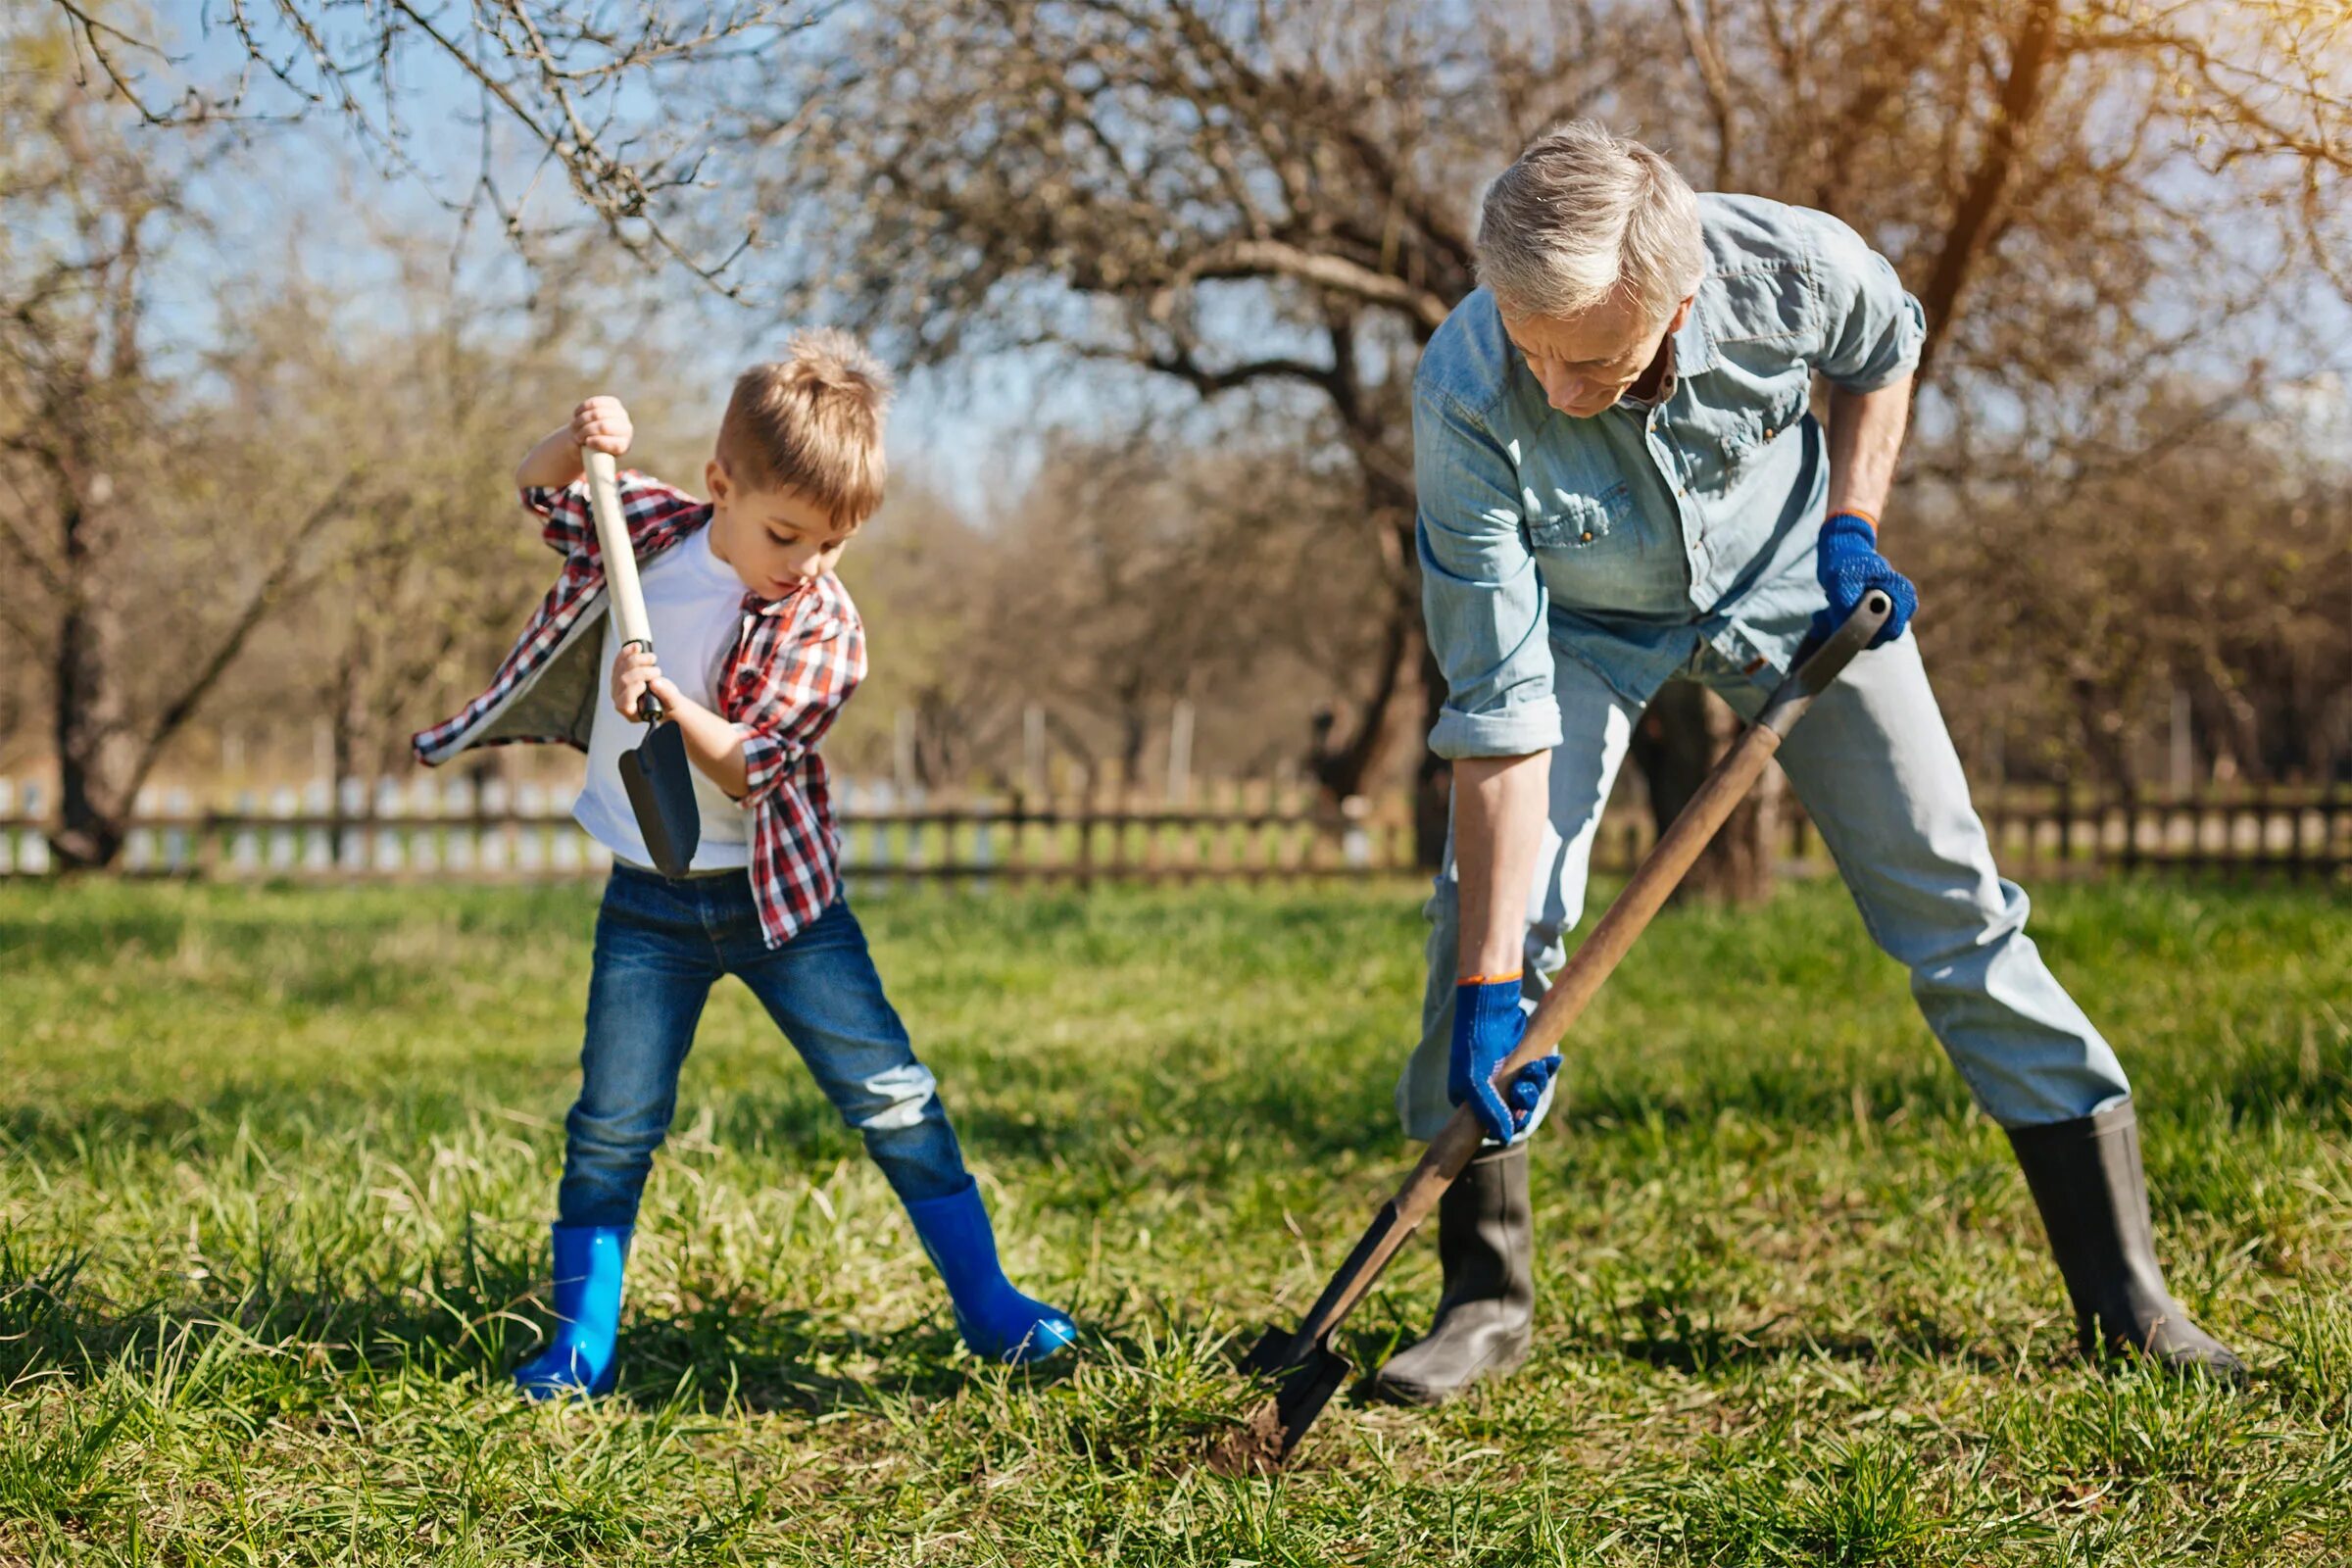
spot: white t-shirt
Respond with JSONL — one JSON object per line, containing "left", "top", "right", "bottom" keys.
{"left": 574, "top": 523, "right": 754, "bottom": 870}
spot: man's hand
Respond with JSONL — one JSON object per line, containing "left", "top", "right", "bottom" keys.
{"left": 611, "top": 645, "right": 685, "bottom": 724}
{"left": 571, "top": 396, "right": 633, "bottom": 459}
{"left": 1447, "top": 974, "right": 1561, "bottom": 1146}
{"left": 1811, "top": 511, "right": 1916, "bottom": 649}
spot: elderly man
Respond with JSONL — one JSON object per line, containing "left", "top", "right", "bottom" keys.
{"left": 1371, "top": 121, "right": 2241, "bottom": 1405}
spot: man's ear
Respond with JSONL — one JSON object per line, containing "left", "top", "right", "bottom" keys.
{"left": 1667, "top": 294, "right": 1696, "bottom": 334}
{"left": 705, "top": 457, "right": 730, "bottom": 505}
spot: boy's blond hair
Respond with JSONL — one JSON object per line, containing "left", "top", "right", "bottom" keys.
{"left": 715, "top": 328, "right": 895, "bottom": 527}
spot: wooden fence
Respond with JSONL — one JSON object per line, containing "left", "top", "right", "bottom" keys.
{"left": 0, "top": 777, "right": 1418, "bottom": 883}
{"left": 0, "top": 777, "right": 2343, "bottom": 884}
{"left": 1973, "top": 782, "right": 2352, "bottom": 878}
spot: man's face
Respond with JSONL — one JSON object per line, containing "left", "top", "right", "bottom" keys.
{"left": 707, "top": 460, "right": 857, "bottom": 599}
{"left": 1499, "top": 291, "right": 1694, "bottom": 418}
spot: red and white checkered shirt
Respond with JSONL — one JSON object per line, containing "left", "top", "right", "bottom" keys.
{"left": 412, "top": 470, "right": 866, "bottom": 948}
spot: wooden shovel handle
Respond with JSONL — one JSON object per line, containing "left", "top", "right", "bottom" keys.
{"left": 583, "top": 450, "right": 665, "bottom": 723}
{"left": 1293, "top": 589, "right": 1892, "bottom": 1347}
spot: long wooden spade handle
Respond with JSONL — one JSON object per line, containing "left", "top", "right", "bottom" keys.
{"left": 1283, "top": 590, "right": 1892, "bottom": 1353}
{"left": 583, "top": 449, "right": 667, "bottom": 724}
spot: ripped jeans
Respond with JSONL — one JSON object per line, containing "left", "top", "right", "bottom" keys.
{"left": 557, "top": 865, "right": 967, "bottom": 1226}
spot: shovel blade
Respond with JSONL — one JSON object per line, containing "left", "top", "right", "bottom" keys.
{"left": 619, "top": 720, "right": 702, "bottom": 877}
{"left": 1209, "top": 1324, "right": 1353, "bottom": 1475}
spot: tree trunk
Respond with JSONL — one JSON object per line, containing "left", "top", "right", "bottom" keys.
{"left": 1629, "top": 680, "right": 1781, "bottom": 903}
{"left": 330, "top": 646, "right": 365, "bottom": 868}
{"left": 49, "top": 488, "right": 134, "bottom": 870}
{"left": 1307, "top": 522, "right": 1426, "bottom": 824}
{"left": 1913, "top": 0, "right": 2064, "bottom": 382}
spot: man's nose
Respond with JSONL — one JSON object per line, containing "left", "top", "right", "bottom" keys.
{"left": 1539, "top": 365, "right": 1585, "bottom": 411}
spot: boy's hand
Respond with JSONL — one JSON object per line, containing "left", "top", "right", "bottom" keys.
{"left": 571, "top": 397, "right": 633, "bottom": 459}
{"left": 611, "top": 645, "right": 684, "bottom": 723}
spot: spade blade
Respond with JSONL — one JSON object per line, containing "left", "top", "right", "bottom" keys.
{"left": 1209, "top": 1325, "right": 1353, "bottom": 1475}
{"left": 619, "top": 719, "right": 701, "bottom": 877}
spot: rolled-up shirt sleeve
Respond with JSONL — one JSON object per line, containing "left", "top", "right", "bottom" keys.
{"left": 1416, "top": 385, "right": 1563, "bottom": 760}
{"left": 1805, "top": 210, "right": 1927, "bottom": 392}
{"left": 733, "top": 610, "right": 865, "bottom": 808}
{"left": 521, "top": 470, "right": 705, "bottom": 560}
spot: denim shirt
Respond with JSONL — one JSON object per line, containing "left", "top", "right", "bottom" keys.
{"left": 1415, "top": 192, "right": 1926, "bottom": 759}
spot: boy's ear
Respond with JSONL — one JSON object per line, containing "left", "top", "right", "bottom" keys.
{"left": 705, "top": 458, "right": 730, "bottom": 504}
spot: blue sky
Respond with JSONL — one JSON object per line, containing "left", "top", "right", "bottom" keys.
{"left": 102, "top": 0, "right": 1041, "bottom": 498}
{"left": 95, "top": 1, "right": 2352, "bottom": 510}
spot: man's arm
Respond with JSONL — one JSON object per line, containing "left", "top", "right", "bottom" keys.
{"left": 1452, "top": 752, "right": 1549, "bottom": 980}
{"left": 1825, "top": 371, "right": 1914, "bottom": 527}
{"left": 1807, "top": 210, "right": 1925, "bottom": 646}
{"left": 1412, "top": 381, "right": 1563, "bottom": 985}
{"left": 1410, "top": 374, "right": 1570, "bottom": 1138}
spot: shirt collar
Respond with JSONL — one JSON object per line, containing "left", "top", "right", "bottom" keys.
{"left": 1673, "top": 283, "right": 1719, "bottom": 378}
{"left": 747, "top": 577, "right": 817, "bottom": 617}
{"left": 1620, "top": 293, "right": 1714, "bottom": 412}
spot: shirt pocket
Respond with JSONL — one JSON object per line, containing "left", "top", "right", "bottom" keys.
{"left": 1524, "top": 480, "right": 1633, "bottom": 554}
{"left": 1756, "top": 381, "right": 1810, "bottom": 450}
{"left": 1711, "top": 376, "right": 1812, "bottom": 473}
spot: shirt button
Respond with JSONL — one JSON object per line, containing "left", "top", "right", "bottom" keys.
{"left": 1580, "top": 530, "right": 1593, "bottom": 543}
{"left": 1763, "top": 426, "right": 1776, "bottom": 439}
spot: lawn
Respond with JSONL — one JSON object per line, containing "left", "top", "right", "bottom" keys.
{"left": 2, "top": 872, "right": 2348, "bottom": 1564}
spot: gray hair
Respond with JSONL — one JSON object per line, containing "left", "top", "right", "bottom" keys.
{"left": 1474, "top": 121, "right": 1707, "bottom": 324}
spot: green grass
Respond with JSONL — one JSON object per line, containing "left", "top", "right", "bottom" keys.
{"left": 2, "top": 873, "right": 2347, "bottom": 1564}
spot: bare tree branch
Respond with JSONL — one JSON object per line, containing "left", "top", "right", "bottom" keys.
{"left": 119, "top": 469, "right": 364, "bottom": 808}
{"left": 1185, "top": 239, "right": 1452, "bottom": 331}
{"left": 30, "top": 0, "right": 801, "bottom": 293}
{"left": 1916, "top": 0, "right": 2065, "bottom": 381}
{"left": 1674, "top": 0, "right": 1740, "bottom": 188}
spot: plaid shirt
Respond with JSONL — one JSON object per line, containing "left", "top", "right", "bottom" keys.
{"left": 412, "top": 470, "right": 866, "bottom": 947}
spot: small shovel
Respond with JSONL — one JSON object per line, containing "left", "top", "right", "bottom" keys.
{"left": 1211, "top": 589, "right": 1893, "bottom": 1476}
{"left": 584, "top": 449, "right": 702, "bottom": 877}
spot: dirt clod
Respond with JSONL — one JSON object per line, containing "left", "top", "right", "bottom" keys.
{"left": 1204, "top": 1400, "right": 1292, "bottom": 1477}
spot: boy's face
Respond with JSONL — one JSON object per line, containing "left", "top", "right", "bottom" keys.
{"left": 707, "top": 459, "right": 857, "bottom": 599}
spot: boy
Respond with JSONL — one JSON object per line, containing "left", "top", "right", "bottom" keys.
{"left": 414, "top": 329, "right": 1075, "bottom": 1397}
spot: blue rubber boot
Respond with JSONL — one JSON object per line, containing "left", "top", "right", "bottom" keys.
{"left": 514, "top": 1224, "right": 630, "bottom": 1399}
{"left": 904, "top": 1179, "right": 1077, "bottom": 1364}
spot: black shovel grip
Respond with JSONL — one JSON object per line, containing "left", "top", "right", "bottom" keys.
{"left": 1791, "top": 589, "right": 1893, "bottom": 696}
{"left": 1758, "top": 589, "right": 1892, "bottom": 739}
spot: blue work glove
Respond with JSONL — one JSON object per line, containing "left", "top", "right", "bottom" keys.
{"left": 1447, "top": 974, "right": 1562, "bottom": 1146}
{"left": 1810, "top": 510, "right": 1916, "bottom": 649}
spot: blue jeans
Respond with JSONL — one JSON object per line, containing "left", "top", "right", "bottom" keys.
{"left": 1399, "top": 632, "right": 2132, "bottom": 1139}
{"left": 559, "top": 866, "right": 969, "bottom": 1227}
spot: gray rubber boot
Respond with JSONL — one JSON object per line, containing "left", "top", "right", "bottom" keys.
{"left": 2007, "top": 1101, "right": 2245, "bottom": 1382}
{"left": 1367, "top": 1143, "right": 1534, "bottom": 1406}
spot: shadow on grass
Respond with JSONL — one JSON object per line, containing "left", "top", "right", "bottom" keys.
{"left": 0, "top": 1083, "right": 504, "bottom": 1164}
{"left": 0, "top": 1233, "right": 1033, "bottom": 1427}
{"left": 15, "top": 1018, "right": 2339, "bottom": 1190}
{"left": 1593, "top": 1321, "right": 2018, "bottom": 1378}
{"left": 617, "top": 1297, "right": 1052, "bottom": 1415}
{"left": 1329, "top": 1309, "right": 2018, "bottom": 1392}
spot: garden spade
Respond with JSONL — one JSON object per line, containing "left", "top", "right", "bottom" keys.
{"left": 584, "top": 449, "right": 701, "bottom": 877}
{"left": 1211, "top": 589, "right": 1893, "bottom": 1476}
